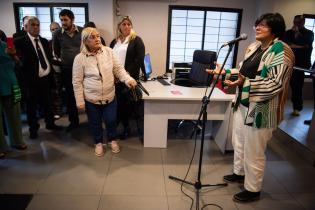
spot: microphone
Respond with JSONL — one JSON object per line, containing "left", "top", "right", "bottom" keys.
{"left": 137, "top": 81, "right": 150, "bottom": 96}
{"left": 221, "top": 33, "right": 247, "bottom": 47}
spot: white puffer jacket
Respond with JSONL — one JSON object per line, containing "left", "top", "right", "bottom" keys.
{"left": 72, "top": 46, "right": 133, "bottom": 107}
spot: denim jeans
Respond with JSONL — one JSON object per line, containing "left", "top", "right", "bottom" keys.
{"left": 85, "top": 98, "right": 117, "bottom": 144}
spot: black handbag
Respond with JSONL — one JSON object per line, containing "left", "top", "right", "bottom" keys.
{"left": 120, "top": 85, "right": 142, "bottom": 102}
{"left": 118, "top": 81, "right": 149, "bottom": 103}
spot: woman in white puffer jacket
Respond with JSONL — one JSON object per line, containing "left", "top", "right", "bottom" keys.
{"left": 72, "top": 27, "right": 137, "bottom": 156}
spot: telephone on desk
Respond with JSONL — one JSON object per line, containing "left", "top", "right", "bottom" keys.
{"left": 156, "top": 75, "right": 171, "bottom": 86}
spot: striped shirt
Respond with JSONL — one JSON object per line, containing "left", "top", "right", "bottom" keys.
{"left": 225, "top": 39, "right": 295, "bottom": 128}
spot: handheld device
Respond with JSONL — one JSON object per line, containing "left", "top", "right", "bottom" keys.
{"left": 6, "top": 37, "right": 14, "bottom": 48}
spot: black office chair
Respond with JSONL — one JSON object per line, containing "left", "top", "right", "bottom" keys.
{"left": 171, "top": 50, "right": 216, "bottom": 87}
{"left": 171, "top": 50, "right": 217, "bottom": 137}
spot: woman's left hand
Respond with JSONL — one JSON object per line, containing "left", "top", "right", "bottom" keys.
{"left": 224, "top": 73, "right": 245, "bottom": 87}
{"left": 127, "top": 79, "right": 137, "bottom": 88}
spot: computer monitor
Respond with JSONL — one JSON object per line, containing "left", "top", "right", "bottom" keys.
{"left": 144, "top": 53, "right": 152, "bottom": 79}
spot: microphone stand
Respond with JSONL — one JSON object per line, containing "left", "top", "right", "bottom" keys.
{"left": 169, "top": 43, "right": 235, "bottom": 210}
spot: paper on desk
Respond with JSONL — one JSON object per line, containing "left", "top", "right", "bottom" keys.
{"left": 170, "top": 90, "right": 182, "bottom": 95}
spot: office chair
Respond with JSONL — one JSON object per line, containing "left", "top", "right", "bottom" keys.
{"left": 171, "top": 50, "right": 217, "bottom": 137}
{"left": 171, "top": 50, "right": 216, "bottom": 87}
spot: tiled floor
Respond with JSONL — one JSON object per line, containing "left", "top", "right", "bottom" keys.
{"left": 279, "top": 100, "right": 314, "bottom": 152}
{"left": 0, "top": 114, "right": 315, "bottom": 210}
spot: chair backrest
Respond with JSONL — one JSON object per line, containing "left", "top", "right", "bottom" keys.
{"left": 189, "top": 50, "right": 217, "bottom": 86}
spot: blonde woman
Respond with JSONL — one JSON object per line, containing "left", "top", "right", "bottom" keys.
{"left": 110, "top": 16, "right": 146, "bottom": 139}
{"left": 72, "top": 27, "right": 137, "bottom": 156}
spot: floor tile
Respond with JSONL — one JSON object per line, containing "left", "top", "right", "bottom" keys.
{"left": 234, "top": 194, "right": 305, "bottom": 210}
{"left": 37, "top": 158, "right": 109, "bottom": 195}
{"left": 103, "top": 159, "right": 165, "bottom": 195}
{"left": 168, "top": 194, "right": 238, "bottom": 210}
{"left": 111, "top": 138, "right": 162, "bottom": 162}
{"left": 26, "top": 194, "right": 100, "bottom": 210}
{"left": 292, "top": 193, "right": 315, "bottom": 210}
{"left": 0, "top": 158, "right": 54, "bottom": 194}
{"left": 98, "top": 195, "right": 168, "bottom": 210}
{"left": 267, "top": 161, "right": 315, "bottom": 193}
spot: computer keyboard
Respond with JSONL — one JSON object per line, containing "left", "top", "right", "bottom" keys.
{"left": 157, "top": 78, "right": 171, "bottom": 86}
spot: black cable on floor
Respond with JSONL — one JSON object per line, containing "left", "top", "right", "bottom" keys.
{"left": 201, "top": 203, "right": 223, "bottom": 210}
{"left": 179, "top": 125, "right": 224, "bottom": 210}
{"left": 180, "top": 126, "right": 198, "bottom": 210}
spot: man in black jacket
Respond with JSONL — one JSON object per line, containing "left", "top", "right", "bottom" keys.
{"left": 283, "top": 15, "right": 314, "bottom": 116}
{"left": 52, "top": 9, "right": 82, "bottom": 132}
{"left": 305, "top": 61, "right": 315, "bottom": 125}
{"left": 14, "top": 16, "right": 61, "bottom": 139}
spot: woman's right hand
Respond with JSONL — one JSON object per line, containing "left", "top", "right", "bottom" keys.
{"left": 5, "top": 47, "right": 17, "bottom": 57}
{"left": 206, "top": 64, "right": 225, "bottom": 75}
{"left": 77, "top": 104, "right": 85, "bottom": 113}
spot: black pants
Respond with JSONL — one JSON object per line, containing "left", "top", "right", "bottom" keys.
{"left": 115, "top": 83, "right": 144, "bottom": 131}
{"left": 116, "top": 83, "right": 131, "bottom": 128}
{"left": 290, "top": 71, "right": 305, "bottom": 111}
{"left": 24, "top": 76, "right": 54, "bottom": 133}
{"left": 61, "top": 68, "right": 79, "bottom": 125}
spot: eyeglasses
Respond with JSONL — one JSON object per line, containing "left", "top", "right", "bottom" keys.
{"left": 254, "top": 23, "right": 270, "bottom": 30}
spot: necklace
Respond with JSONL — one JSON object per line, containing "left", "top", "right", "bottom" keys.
{"left": 250, "top": 47, "right": 266, "bottom": 62}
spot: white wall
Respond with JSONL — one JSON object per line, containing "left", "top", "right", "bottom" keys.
{"left": 257, "top": 0, "right": 315, "bottom": 28}
{"left": 118, "top": 0, "right": 259, "bottom": 75}
{"left": 0, "top": 0, "right": 114, "bottom": 44}
{"left": 88, "top": 0, "right": 115, "bottom": 44}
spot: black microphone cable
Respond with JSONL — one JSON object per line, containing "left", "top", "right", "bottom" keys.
{"left": 178, "top": 113, "right": 224, "bottom": 210}
{"left": 178, "top": 47, "right": 225, "bottom": 210}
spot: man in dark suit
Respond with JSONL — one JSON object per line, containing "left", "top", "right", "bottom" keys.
{"left": 14, "top": 16, "right": 62, "bottom": 139}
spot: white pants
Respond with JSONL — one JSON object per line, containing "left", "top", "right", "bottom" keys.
{"left": 232, "top": 104, "right": 274, "bottom": 192}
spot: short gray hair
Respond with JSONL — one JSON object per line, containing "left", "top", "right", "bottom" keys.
{"left": 27, "top": 16, "right": 40, "bottom": 27}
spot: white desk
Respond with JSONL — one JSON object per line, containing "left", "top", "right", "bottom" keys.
{"left": 141, "top": 80, "right": 234, "bottom": 153}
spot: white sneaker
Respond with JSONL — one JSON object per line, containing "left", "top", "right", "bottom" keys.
{"left": 95, "top": 143, "right": 104, "bottom": 157}
{"left": 110, "top": 141, "right": 121, "bottom": 153}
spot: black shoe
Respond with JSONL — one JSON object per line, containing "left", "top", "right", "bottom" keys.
{"left": 304, "top": 119, "right": 311, "bottom": 125}
{"left": 65, "top": 123, "right": 79, "bottom": 132}
{"left": 46, "top": 124, "right": 63, "bottom": 131}
{"left": 223, "top": 173, "right": 245, "bottom": 183}
{"left": 12, "top": 144, "right": 27, "bottom": 150}
{"left": 233, "top": 190, "right": 261, "bottom": 202}
{"left": 29, "top": 131, "right": 38, "bottom": 139}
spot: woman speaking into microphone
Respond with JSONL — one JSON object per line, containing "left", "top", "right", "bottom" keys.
{"left": 207, "top": 13, "right": 294, "bottom": 202}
